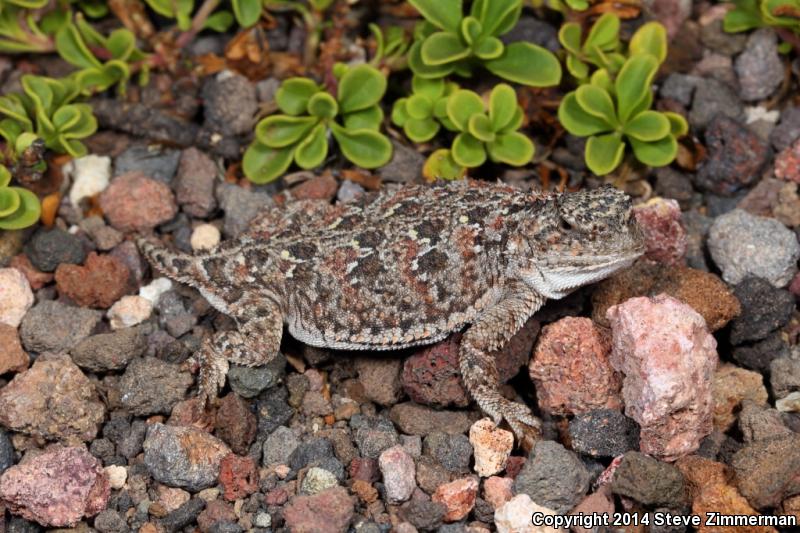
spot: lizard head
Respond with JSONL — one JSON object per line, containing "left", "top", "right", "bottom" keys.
{"left": 522, "top": 185, "right": 645, "bottom": 299}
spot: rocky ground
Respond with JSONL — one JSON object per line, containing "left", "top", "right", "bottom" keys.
{"left": 1, "top": 1, "right": 800, "bottom": 533}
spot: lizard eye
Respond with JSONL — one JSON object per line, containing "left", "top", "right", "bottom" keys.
{"left": 559, "top": 219, "right": 574, "bottom": 232}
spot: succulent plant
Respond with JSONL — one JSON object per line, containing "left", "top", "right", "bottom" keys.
{"left": 391, "top": 76, "right": 458, "bottom": 143}
{"left": 0, "top": 165, "right": 41, "bottom": 230}
{"left": 445, "top": 84, "right": 534, "bottom": 168}
{"left": 243, "top": 64, "right": 393, "bottom": 184}
{"left": 0, "top": 74, "right": 97, "bottom": 161}
{"left": 724, "top": 0, "right": 800, "bottom": 34}
{"left": 407, "top": 0, "right": 562, "bottom": 87}
{"left": 55, "top": 14, "right": 150, "bottom": 94}
{"left": 558, "top": 53, "right": 688, "bottom": 175}
{"left": 369, "top": 23, "right": 412, "bottom": 71}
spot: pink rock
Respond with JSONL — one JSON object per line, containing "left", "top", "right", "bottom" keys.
{"left": 0, "top": 267, "right": 33, "bottom": 328}
{"left": 99, "top": 171, "right": 177, "bottom": 232}
{"left": 0, "top": 324, "right": 28, "bottom": 375}
{"left": 402, "top": 336, "right": 469, "bottom": 408}
{"left": 483, "top": 476, "right": 514, "bottom": 509}
{"left": 379, "top": 445, "right": 416, "bottom": 504}
{"left": 469, "top": 418, "right": 513, "bottom": 477}
{"left": 154, "top": 485, "right": 190, "bottom": 513}
{"left": 197, "top": 499, "right": 236, "bottom": 532}
{"left": 432, "top": 476, "right": 479, "bottom": 522}
{"left": 9, "top": 255, "right": 52, "bottom": 290}
{"left": 219, "top": 453, "right": 257, "bottom": 501}
{"left": 529, "top": 317, "right": 622, "bottom": 416}
{"left": 789, "top": 271, "right": 800, "bottom": 298}
{"left": 606, "top": 294, "right": 718, "bottom": 461}
{"left": 633, "top": 198, "right": 687, "bottom": 266}
{"left": 283, "top": 486, "right": 354, "bottom": 533}
{"left": 0, "top": 446, "right": 109, "bottom": 527}
{"left": 569, "top": 488, "right": 614, "bottom": 533}
{"left": 775, "top": 137, "right": 800, "bottom": 183}
{"left": 0, "top": 353, "right": 105, "bottom": 443}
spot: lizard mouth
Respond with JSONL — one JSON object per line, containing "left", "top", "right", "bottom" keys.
{"left": 526, "top": 250, "right": 643, "bottom": 299}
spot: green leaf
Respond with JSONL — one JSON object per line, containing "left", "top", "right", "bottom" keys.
{"left": 590, "top": 68, "right": 614, "bottom": 94}
{"left": 255, "top": 115, "right": 319, "bottom": 148}
{"left": 408, "top": 0, "right": 463, "bottom": 33}
{"left": 723, "top": 0, "right": 763, "bottom": 33}
{"left": 55, "top": 22, "right": 102, "bottom": 69}
{"left": 575, "top": 85, "right": 618, "bottom": 128}
{"left": 623, "top": 110, "right": 670, "bottom": 141}
{"left": 337, "top": 64, "right": 387, "bottom": 113}
{"left": 557, "top": 92, "right": 613, "bottom": 137}
{"left": 488, "top": 84, "right": 517, "bottom": 132}
{"left": 470, "top": 0, "right": 521, "bottom": 37}
{"left": 307, "top": 92, "right": 339, "bottom": 119}
{"left": 405, "top": 117, "right": 440, "bottom": 142}
{"left": 14, "top": 132, "right": 38, "bottom": 155}
{"left": 22, "top": 75, "right": 54, "bottom": 116}
{"left": 204, "top": 10, "right": 235, "bottom": 32}
{"left": 276, "top": 78, "right": 321, "bottom": 115}
{"left": 629, "top": 22, "right": 667, "bottom": 64}
{"left": 392, "top": 98, "right": 409, "bottom": 127}
{"left": 558, "top": 22, "right": 582, "bottom": 54}
{"left": 446, "top": 90, "right": 485, "bottom": 132}
{"left": 664, "top": 111, "right": 689, "bottom": 137}
{"left": 585, "top": 132, "right": 625, "bottom": 175}
{"left": 460, "top": 16, "right": 482, "bottom": 45}
{"left": 451, "top": 132, "right": 487, "bottom": 167}
{"left": 294, "top": 123, "right": 328, "bottom": 169}
{"left": 615, "top": 53, "right": 659, "bottom": 124}
{"left": 420, "top": 32, "right": 470, "bottom": 66}
{"left": 330, "top": 123, "right": 393, "bottom": 168}
{"left": 0, "top": 186, "right": 40, "bottom": 230}
{"left": 0, "top": 119, "right": 24, "bottom": 147}
{"left": 412, "top": 75, "right": 445, "bottom": 99}
{"left": 487, "top": 131, "right": 534, "bottom": 166}
{"left": 233, "top": 0, "right": 263, "bottom": 27}
{"left": 408, "top": 40, "right": 457, "bottom": 79}
{"left": 407, "top": 94, "right": 433, "bottom": 120}
{"left": 468, "top": 113, "right": 495, "bottom": 142}
{"left": 0, "top": 187, "right": 20, "bottom": 218}
{"left": 52, "top": 105, "right": 82, "bottom": 131}
{"left": 473, "top": 36, "right": 504, "bottom": 60}
{"left": 0, "top": 95, "right": 32, "bottom": 129}
{"left": 485, "top": 42, "right": 562, "bottom": 87}
{"left": 583, "top": 12, "right": 619, "bottom": 53}
{"left": 629, "top": 135, "right": 678, "bottom": 167}
{"left": 423, "top": 149, "right": 466, "bottom": 181}
{"left": 344, "top": 106, "right": 384, "bottom": 131}
{"left": 106, "top": 29, "right": 136, "bottom": 60}
{"left": 566, "top": 54, "right": 590, "bottom": 80}
{"left": 243, "top": 141, "right": 295, "bottom": 184}
{"left": 0, "top": 166, "right": 10, "bottom": 188}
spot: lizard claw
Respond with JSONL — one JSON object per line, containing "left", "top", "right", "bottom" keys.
{"left": 495, "top": 399, "right": 542, "bottom": 451}
{"left": 196, "top": 347, "right": 228, "bottom": 407}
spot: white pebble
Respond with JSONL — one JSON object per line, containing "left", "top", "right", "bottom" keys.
{"left": 107, "top": 295, "right": 152, "bottom": 329}
{"left": 777, "top": 391, "right": 800, "bottom": 413}
{"left": 66, "top": 154, "right": 111, "bottom": 206}
{"left": 104, "top": 465, "right": 127, "bottom": 490}
{"left": 190, "top": 223, "right": 221, "bottom": 251}
{"left": 495, "top": 494, "right": 566, "bottom": 533}
{"left": 139, "top": 277, "right": 172, "bottom": 304}
{"left": 0, "top": 268, "right": 34, "bottom": 328}
{"left": 470, "top": 418, "right": 513, "bottom": 477}
{"left": 254, "top": 512, "right": 272, "bottom": 528}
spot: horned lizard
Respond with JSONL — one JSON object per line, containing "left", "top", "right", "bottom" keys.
{"left": 138, "top": 179, "right": 644, "bottom": 441}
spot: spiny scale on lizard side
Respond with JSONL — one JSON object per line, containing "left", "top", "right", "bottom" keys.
{"left": 138, "top": 179, "right": 644, "bottom": 443}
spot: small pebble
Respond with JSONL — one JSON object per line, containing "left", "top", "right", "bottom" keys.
{"left": 0, "top": 446, "right": 109, "bottom": 527}
{"left": 568, "top": 409, "right": 640, "bottom": 458}
{"left": 100, "top": 171, "right": 177, "bottom": 232}
{"left": 775, "top": 136, "right": 800, "bottom": 184}
{"left": 607, "top": 295, "right": 718, "bottom": 461}
{"left": 494, "top": 494, "right": 564, "bottom": 533}
{"left": 610, "top": 452, "right": 686, "bottom": 508}
{"left": 23, "top": 227, "right": 86, "bottom": 273}
{"left": 734, "top": 28, "right": 783, "bottom": 101}
{"left": 708, "top": 209, "right": 800, "bottom": 288}
{"left": 300, "top": 466, "right": 339, "bottom": 495}
{"left": 143, "top": 423, "right": 231, "bottom": 492}
{"left": 729, "top": 277, "right": 795, "bottom": 345}
{"left": 0, "top": 324, "right": 28, "bottom": 375}
{"left": 190, "top": 224, "right": 221, "bottom": 251}
{"left": 55, "top": 252, "right": 130, "bottom": 309}
{"left": 70, "top": 326, "right": 146, "bottom": 372}
{"left": 0, "top": 267, "right": 33, "bottom": 328}
{"left": 139, "top": 277, "right": 173, "bottom": 304}
{"left": 107, "top": 295, "right": 152, "bottom": 329}
{"left": 483, "top": 476, "right": 514, "bottom": 510}
{"left": 175, "top": 147, "right": 218, "bottom": 217}
{"left": 469, "top": 418, "right": 513, "bottom": 478}
{"left": 712, "top": 363, "right": 768, "bottom": 431}
{"left": 114, "top": 144, "right": 181, "bottom": 183}
{"left": 731, "top": 434, "right": 800, "bottom": 509}
{"left": 513, "top": 440, "right": 590, "bottom": 514}
{"left": 104, "top": 465, "right": 127, "bottom": 490}
{"left": 379, "top": 445, "right": 416, "bottom": 504}
{"left": 20, "top": 300, "right": 101, "bottom": 352}
{"left": 218, "top": 454, "right": 258, "bottom": 501}
{"left": 632, "top": 198, "right": 687, "bottom": 266}
{"left": 66, "top": 154, "right": 111, "bottom": 207}
{"left": 118, "top": 357, "right": 193, "bottom": 416}
{"left": 776, "top": 391, "right": 800, "bottom": 412}
{"left": 432, "top": 476, "right": 478, "bottom": 522}
{"left": 282, "top": 486, "right": 354, "bottom": 533}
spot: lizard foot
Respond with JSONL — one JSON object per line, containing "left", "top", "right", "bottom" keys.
{"left": 196, "top": 341, "right": 228, "bottom": 407}
{"left": 489, "top": 398, "right": 542, "bottom": 451}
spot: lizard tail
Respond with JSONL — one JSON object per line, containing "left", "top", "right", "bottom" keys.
{"left": 136, "top": 236, "right": 202, "bottom": 287}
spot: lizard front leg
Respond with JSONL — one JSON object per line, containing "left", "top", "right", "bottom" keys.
{"left": 197, "top": 302, "right": 284, "bottom": 402}
{"left": 460, "top": 281, "right": 544, "bottom": 445}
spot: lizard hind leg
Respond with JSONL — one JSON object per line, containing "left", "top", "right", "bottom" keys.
{"left": 459, "top": 281, "right": 545, "bottom": 445}
{"left": 196, "top": 303, "right": 284, "bottom": 402}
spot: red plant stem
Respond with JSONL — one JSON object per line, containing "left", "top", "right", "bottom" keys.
{"left": 174, "top": 0, "right": 221, "bottom": 48}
